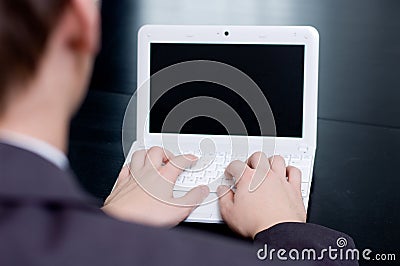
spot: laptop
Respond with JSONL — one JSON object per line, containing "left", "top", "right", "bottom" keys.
{"left": 121, "top": 25, "right": 319, "bottom": 223}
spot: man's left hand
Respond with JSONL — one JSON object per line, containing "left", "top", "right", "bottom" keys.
{"left": 102, "top": 147, "right": 210, "bottom": 227}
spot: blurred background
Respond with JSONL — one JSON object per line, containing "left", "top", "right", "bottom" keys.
{"left": 68, "top": 0, "right": 400, "bottom": 263}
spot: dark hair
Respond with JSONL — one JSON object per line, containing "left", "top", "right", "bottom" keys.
{"left": 0, "top": 0, "right": 69, "bottom": 111}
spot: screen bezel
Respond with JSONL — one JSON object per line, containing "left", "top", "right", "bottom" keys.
{"left": 137, "top": 25, "right": 319, "bottom": 149}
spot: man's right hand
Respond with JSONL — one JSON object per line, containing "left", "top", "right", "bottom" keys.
{"left": 217, "top": 152, "right": 306, "bottom": 239}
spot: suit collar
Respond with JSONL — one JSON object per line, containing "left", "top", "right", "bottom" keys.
{"left": 0, "top": 143, "right": 97, "bottom": 206}
{"left": 0, "top": 130, "right": 69, "bottom": 170}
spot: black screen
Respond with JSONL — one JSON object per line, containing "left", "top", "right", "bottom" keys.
{"left": 149, "top": 43, "right": 304, "bottom": 137}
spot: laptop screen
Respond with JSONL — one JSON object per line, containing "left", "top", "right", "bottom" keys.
{"left": 149, "top": 43, "right": 305, "bottom": 137}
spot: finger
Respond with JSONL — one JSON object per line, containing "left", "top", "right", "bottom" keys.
{"left": 247, "top": 152, "right": 269, "bottom": 171}
{"left": 217, "top": 185, "right": 234, "bottom": 222}
{"left": 145, "top": 146, "right": 174, "bottom": 169}
{"left": 268, "top": 155, "right": 286, "bottom": 176}
{"left": 174, "top": 185, "right": 209, "bottom": 207}
{"left": 225, "top": 160, "right": 254, "bottom": 188}
{"left": 129, "top": 149, "right": 147, "bottom": 170}
{"left": 172, "top": 186, "right": 208, "bottom": 223}
{"left": 246, "top": 152, "right": 271, "bottom": 191}
{"left": 225, "top": 160, "right": 248, "bottom": 179}
{"left": 159, "top": 154, "right": 198, "bottom": 184}
{"left": 287, "top": 166, "right": 302, "bottom": 194}
{"left": 248, "top": 169, "right": 269, "bottom": 192}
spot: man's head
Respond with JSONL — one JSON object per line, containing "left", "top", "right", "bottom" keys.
{"left": 0, "top": 0, "right": 100, "bottom": 118}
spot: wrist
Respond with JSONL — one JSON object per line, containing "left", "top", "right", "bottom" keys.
{"left": 252, "top": 220, "right": 305, "bottom": 239}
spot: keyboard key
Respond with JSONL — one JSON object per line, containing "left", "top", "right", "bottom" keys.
{"left": 215, "top": 171, "right": 224, "bottom": 178}
{"left": 289, "top": 159, "right": 311, "bottom": 167}
{"left": 205, "top": 164, "right": 217, "bottom": 171}
{"left": 298, "top": 167, "right": 311, "bottom": 182}
{"left": 183, "top": 176, "right": 196, "bottom": 185}
{"left": 214, "top": 156, "right": 225, "bottom": 164}
{"left": 196, "top": 176, "right": 209, "bottom": 185}
{"left": 205, "top": 170, "right": 216, "bottom": 178}
{"left": 208, "top": 182, "right": 222, "bottom": 193}
{"left": 193, "top": 172, "right": 204, "bottom": 178}
{"left": 291, "top": 154, "right": 301, "bottom": 160}
{"left": 215, "top": 164, "right": 225, "bottom": 171}
{"left": 302, "top": 154, "right": 313, "bottom": 160}
{"left": 180, "top": 170, "right": 191, "bottom": 176}
{"left": 301, "top": 183, "right": 309, "bottom": 197}
{"left": 176, "top": 175, "right": 184, "bottom": 184}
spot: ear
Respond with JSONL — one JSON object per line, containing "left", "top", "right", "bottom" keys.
{"left": 67, "top": 0, "right": 100, "bottom": 54}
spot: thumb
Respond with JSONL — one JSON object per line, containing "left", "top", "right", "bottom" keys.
{"left": 170, "top": 186, "right": 209, "bottom": 225}
{"left": 217, "top": 185, "right": 234, "bottom": 221}
{"left": 175, "top": 185, "right": 209, "bottom": 207}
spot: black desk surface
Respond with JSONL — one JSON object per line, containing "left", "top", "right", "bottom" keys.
{"left": 69, "top": 0, "right": 400, "bottom": 264}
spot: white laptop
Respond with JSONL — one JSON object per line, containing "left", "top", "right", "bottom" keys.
{"left": 122, "top": 25, "right": 319, "bottom": 223}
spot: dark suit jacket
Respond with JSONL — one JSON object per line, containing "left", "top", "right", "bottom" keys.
{"left": 0, "top": 143, "right": 358, "bottom": 265}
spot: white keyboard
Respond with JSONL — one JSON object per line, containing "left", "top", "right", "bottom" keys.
{"left": 173, "top": 153, "right": 313, "bottom": 199}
